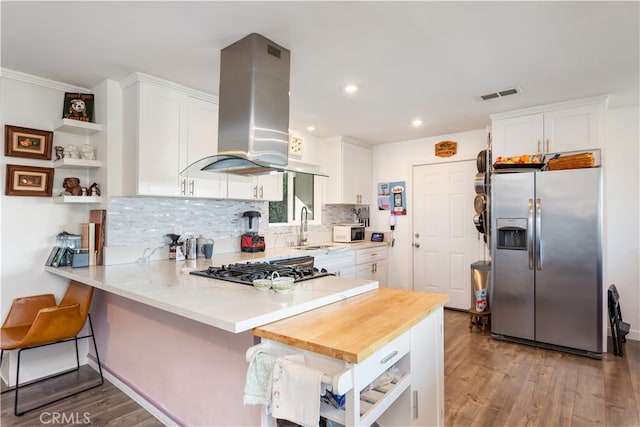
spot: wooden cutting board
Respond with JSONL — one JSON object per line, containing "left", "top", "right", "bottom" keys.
{"left": 253, "top": 288, "right": 449, "bottom": 363}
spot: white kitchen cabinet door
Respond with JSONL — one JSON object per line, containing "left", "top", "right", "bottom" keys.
{"left": 137, "top": 83, "right": 184, "bottom": 197}
{"left": 343, "top": 142, "right": 372, "bottom": 204}
{"left": 226, "top": 175, "right": 254, "bottom": 200}
{"left": 315, "top": 251, "right": 357, "bottom": 278}
{"left": 492, "top": 113, "right": 544, "bottom": 159}
{"left": 185, "top": 97, "right": 227, "bottom": 198}
{"left": 543, "top": 103, "right": 603, "bottom": 154}
{"left": 226, "top": 173, "right": 283, "bottom": 201}
{"left": 123, "top": 76, "right": 223, "bottom": 198}
{"left": 491, "top": 96, "right": 606, "bottom": 159}
{"left": 324, "top": 137, "right": 372, "bottom": 204}
{"left": 372, "top": 259, "right": 387, "bottom": 287}
{"left": 410, "top": 308, "right": 444, "bottom": 427}
{"left": 355, "top": 246, "right": 388, "bottom": 285}
{"left": 257, "top": 173, "right": 284, "bottom": 201}
{"left": 355, "top": 261, "right": 386, "bottom": 286}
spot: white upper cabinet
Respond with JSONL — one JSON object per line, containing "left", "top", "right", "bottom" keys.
{"left": 226, "top": 173, "right": 283, "bottom": 201}
{"left": 185, "top": 96, "right": 227, "bottom": 198}
{"left": 324, "top": 136, "right": 372, "bottom": 205}
{"left": 136, "top": 82, "right": 183, "bottom": 196}
{"left": 121, "top": 73, "right": 226, "bottom": 198}
{"left": 491, "top": 96, "right": 607, "bottom": 159}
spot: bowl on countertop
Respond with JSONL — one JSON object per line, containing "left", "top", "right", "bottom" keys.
{"left": 271, "top": 274, "right": 295, "bottom": 293}
{"left": 253, "top": 279, "right": 272, "bottom": 291}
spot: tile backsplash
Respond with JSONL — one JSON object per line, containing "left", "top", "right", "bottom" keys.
{"left": 106, "top": 197, "right": 356, "bottom": 248}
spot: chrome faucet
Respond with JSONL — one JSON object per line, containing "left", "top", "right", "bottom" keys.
{"left": 299, "top": 206, "right": 308, "bottom": 246}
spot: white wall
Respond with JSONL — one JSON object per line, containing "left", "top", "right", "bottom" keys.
{"left": 370, "top": 128, "right": 488, "bottom": 290}
{"left": 604, "top": 106, "right": 640, "bottom": 340}
{"left": 371, "top": 107, "right": 640, "bottom": 341}
{"left": 0, "top": 74, "right": 95, "bottom": 382}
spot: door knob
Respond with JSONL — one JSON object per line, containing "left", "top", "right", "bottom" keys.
{"left": 413, "top": 243, "right": 420, "bottom": 248}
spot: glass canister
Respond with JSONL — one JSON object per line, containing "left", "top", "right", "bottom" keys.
{"left": 56, "top": 232, "right": 82, "bottom": 266}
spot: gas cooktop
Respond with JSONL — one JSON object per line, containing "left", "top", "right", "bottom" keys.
{"left": 190, "top": 257, "right": 330, "bottom": 286}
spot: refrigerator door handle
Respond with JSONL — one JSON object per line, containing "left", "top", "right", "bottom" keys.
{"left": 535, "top": 198, "right": 542, "bottom": 270}
{"left": 528, "top": 198, "right": 534, "bottom": 270}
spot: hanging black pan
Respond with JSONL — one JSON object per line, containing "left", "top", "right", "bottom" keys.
{"left": 473, "top": 211, "right": 486, "bottom": 234}
{"left": 476, "top": 150, "right": 487, "bottom": 173}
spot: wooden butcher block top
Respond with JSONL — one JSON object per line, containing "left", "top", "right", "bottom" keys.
{"left": 253, "top": 288, "right": 449, "bottom": 363}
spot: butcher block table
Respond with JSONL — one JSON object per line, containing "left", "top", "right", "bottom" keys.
{"left": 252, "top": 288, "right": 449, "bottom": 427}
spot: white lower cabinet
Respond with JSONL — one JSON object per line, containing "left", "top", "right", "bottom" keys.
{"left": 355, "top": 247, "right": 388, "bottom": 286}
{"left": 315, "top": 251, "right": 356, "bottom": 278}
{"left": 257, "top": 308, "right": 444, "bottom": 427}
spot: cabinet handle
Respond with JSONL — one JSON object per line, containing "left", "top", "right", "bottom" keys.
{"left": 180, "top": 178, "right": 186, "bottom": 195}
{"left": 253, "top": 185, "right": 258, "bottom": 199}
{"left": 259, "top": 185, "right": 264, "bottom": 199}
{"left": 380, "top": 350, "right": 398, "bottom": 364}
{"left": 189, "top": 179, "right": 195, "bottom": 196}
{"left": 545, "top": 138, "right": 550, "bottom": 153}
{"left": 371, "top": 264, "right": 375, "bottom": 274}
{"left": 537, "top": 139, "right": 541, "bottom": 154}
{"left": 413, "top": 390, "right": 419, "bottom": 419}
{"left": 336, "top": 270, "right": 341, "bottom": 277}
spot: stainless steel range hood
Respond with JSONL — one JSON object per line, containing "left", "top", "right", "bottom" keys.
{"left": 181, "top": 33, "right": 325, "bottom": 178}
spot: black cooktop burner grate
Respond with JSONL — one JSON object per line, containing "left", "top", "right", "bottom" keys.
{"left": 190, "top": 260, "right": 330, "bottom": 285}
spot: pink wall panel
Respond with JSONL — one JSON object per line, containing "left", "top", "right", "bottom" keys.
{"left": 91, "top": 290, "right": 261, "bottom": 426}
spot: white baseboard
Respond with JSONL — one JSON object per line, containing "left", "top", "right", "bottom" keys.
{"left": 87, "top": 359, "right": 178, "bottom": 426}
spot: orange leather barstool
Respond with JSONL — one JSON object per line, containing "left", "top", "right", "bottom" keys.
{"left": 0, "top": 280, "right": 103, "bottom": 416}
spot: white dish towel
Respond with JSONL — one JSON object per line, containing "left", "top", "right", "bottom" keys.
{"left": 243, "top": 350, "right": 278, "bottom": 406}
{"left": 271, "top": 355, "right": 325, "bottom": 427}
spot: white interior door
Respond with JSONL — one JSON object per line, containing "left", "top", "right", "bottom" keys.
{"left": 412, "top": 161, "right": 484, "bottom": 309}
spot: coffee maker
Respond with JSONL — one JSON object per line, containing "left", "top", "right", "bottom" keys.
{"left": 241, "top": 211, "right": 265, "bottom": 252}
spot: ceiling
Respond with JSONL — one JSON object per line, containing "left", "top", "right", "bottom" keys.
{"left": 2, "top": 1, "right": 638, "bottom": 145}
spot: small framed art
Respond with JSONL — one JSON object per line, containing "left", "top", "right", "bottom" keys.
{"left": 5, "top": 164, "right": 54, "bottom": 197}
{"left": 5, "top": 125, "right": 53, "bottom": 160}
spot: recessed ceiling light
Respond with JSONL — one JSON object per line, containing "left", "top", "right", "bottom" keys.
{"left": 306, "top": 126, "right": 316, "bottom": 132}
{"left": 344, "top": 84, "right": 358, "bottom": 94}
{"left": 411, "top": 119, "right": 424, "bottom": 127}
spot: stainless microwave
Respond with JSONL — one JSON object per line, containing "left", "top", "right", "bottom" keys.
{"left": 333, "top": 225, "right": 366, "bottom": 243}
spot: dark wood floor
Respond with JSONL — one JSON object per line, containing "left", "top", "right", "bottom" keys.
{"left": 1, "top": 366, "right": 163, "bottom": 426}
{"left": 2, "top": 310, "right": 638, "bottom": 426}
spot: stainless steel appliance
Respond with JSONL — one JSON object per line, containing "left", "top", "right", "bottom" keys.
{"left": 180, "top": 33, "right": 325, "bottom": 177}
{"left": 333, "top": 225, "right": 365, "bottom": 243}
{"left": 189, "top": 256, "right": 329, "bottom": 285}
{"left": 491, "top": 167, "right": 602, "bottom": 358}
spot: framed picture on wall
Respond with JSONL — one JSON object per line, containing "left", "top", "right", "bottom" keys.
{"left": 5, "top": 164, "right": 54, "bottom": 197}
{"left": 4, "top": 125, "right": 53, "bottom": 160}
{"left": 62, "top": 92, "right": 94, "bottom": 122}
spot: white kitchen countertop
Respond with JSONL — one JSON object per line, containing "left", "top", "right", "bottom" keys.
{"left": 45, "top": 245, "right": 382, "bottom": 333}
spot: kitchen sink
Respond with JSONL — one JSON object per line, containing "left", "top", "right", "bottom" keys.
{"left": 292, "top": 244, "right": 338, "bottom": 251}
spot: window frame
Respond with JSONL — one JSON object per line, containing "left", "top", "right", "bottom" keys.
{"left": 268, "top": 172, "right": 322, "bottom": 226}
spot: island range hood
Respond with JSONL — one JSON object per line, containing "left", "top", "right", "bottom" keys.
{"left": 181, "top": 33, "right": 324, "bottom": 178}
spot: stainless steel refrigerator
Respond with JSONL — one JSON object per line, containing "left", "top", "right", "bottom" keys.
{"left": 490, "top": 167, "right": 602, "bottom": 358}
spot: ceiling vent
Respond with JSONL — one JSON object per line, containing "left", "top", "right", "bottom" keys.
{"left": 477, "top": 86, "right": 522, "bottom": 101}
